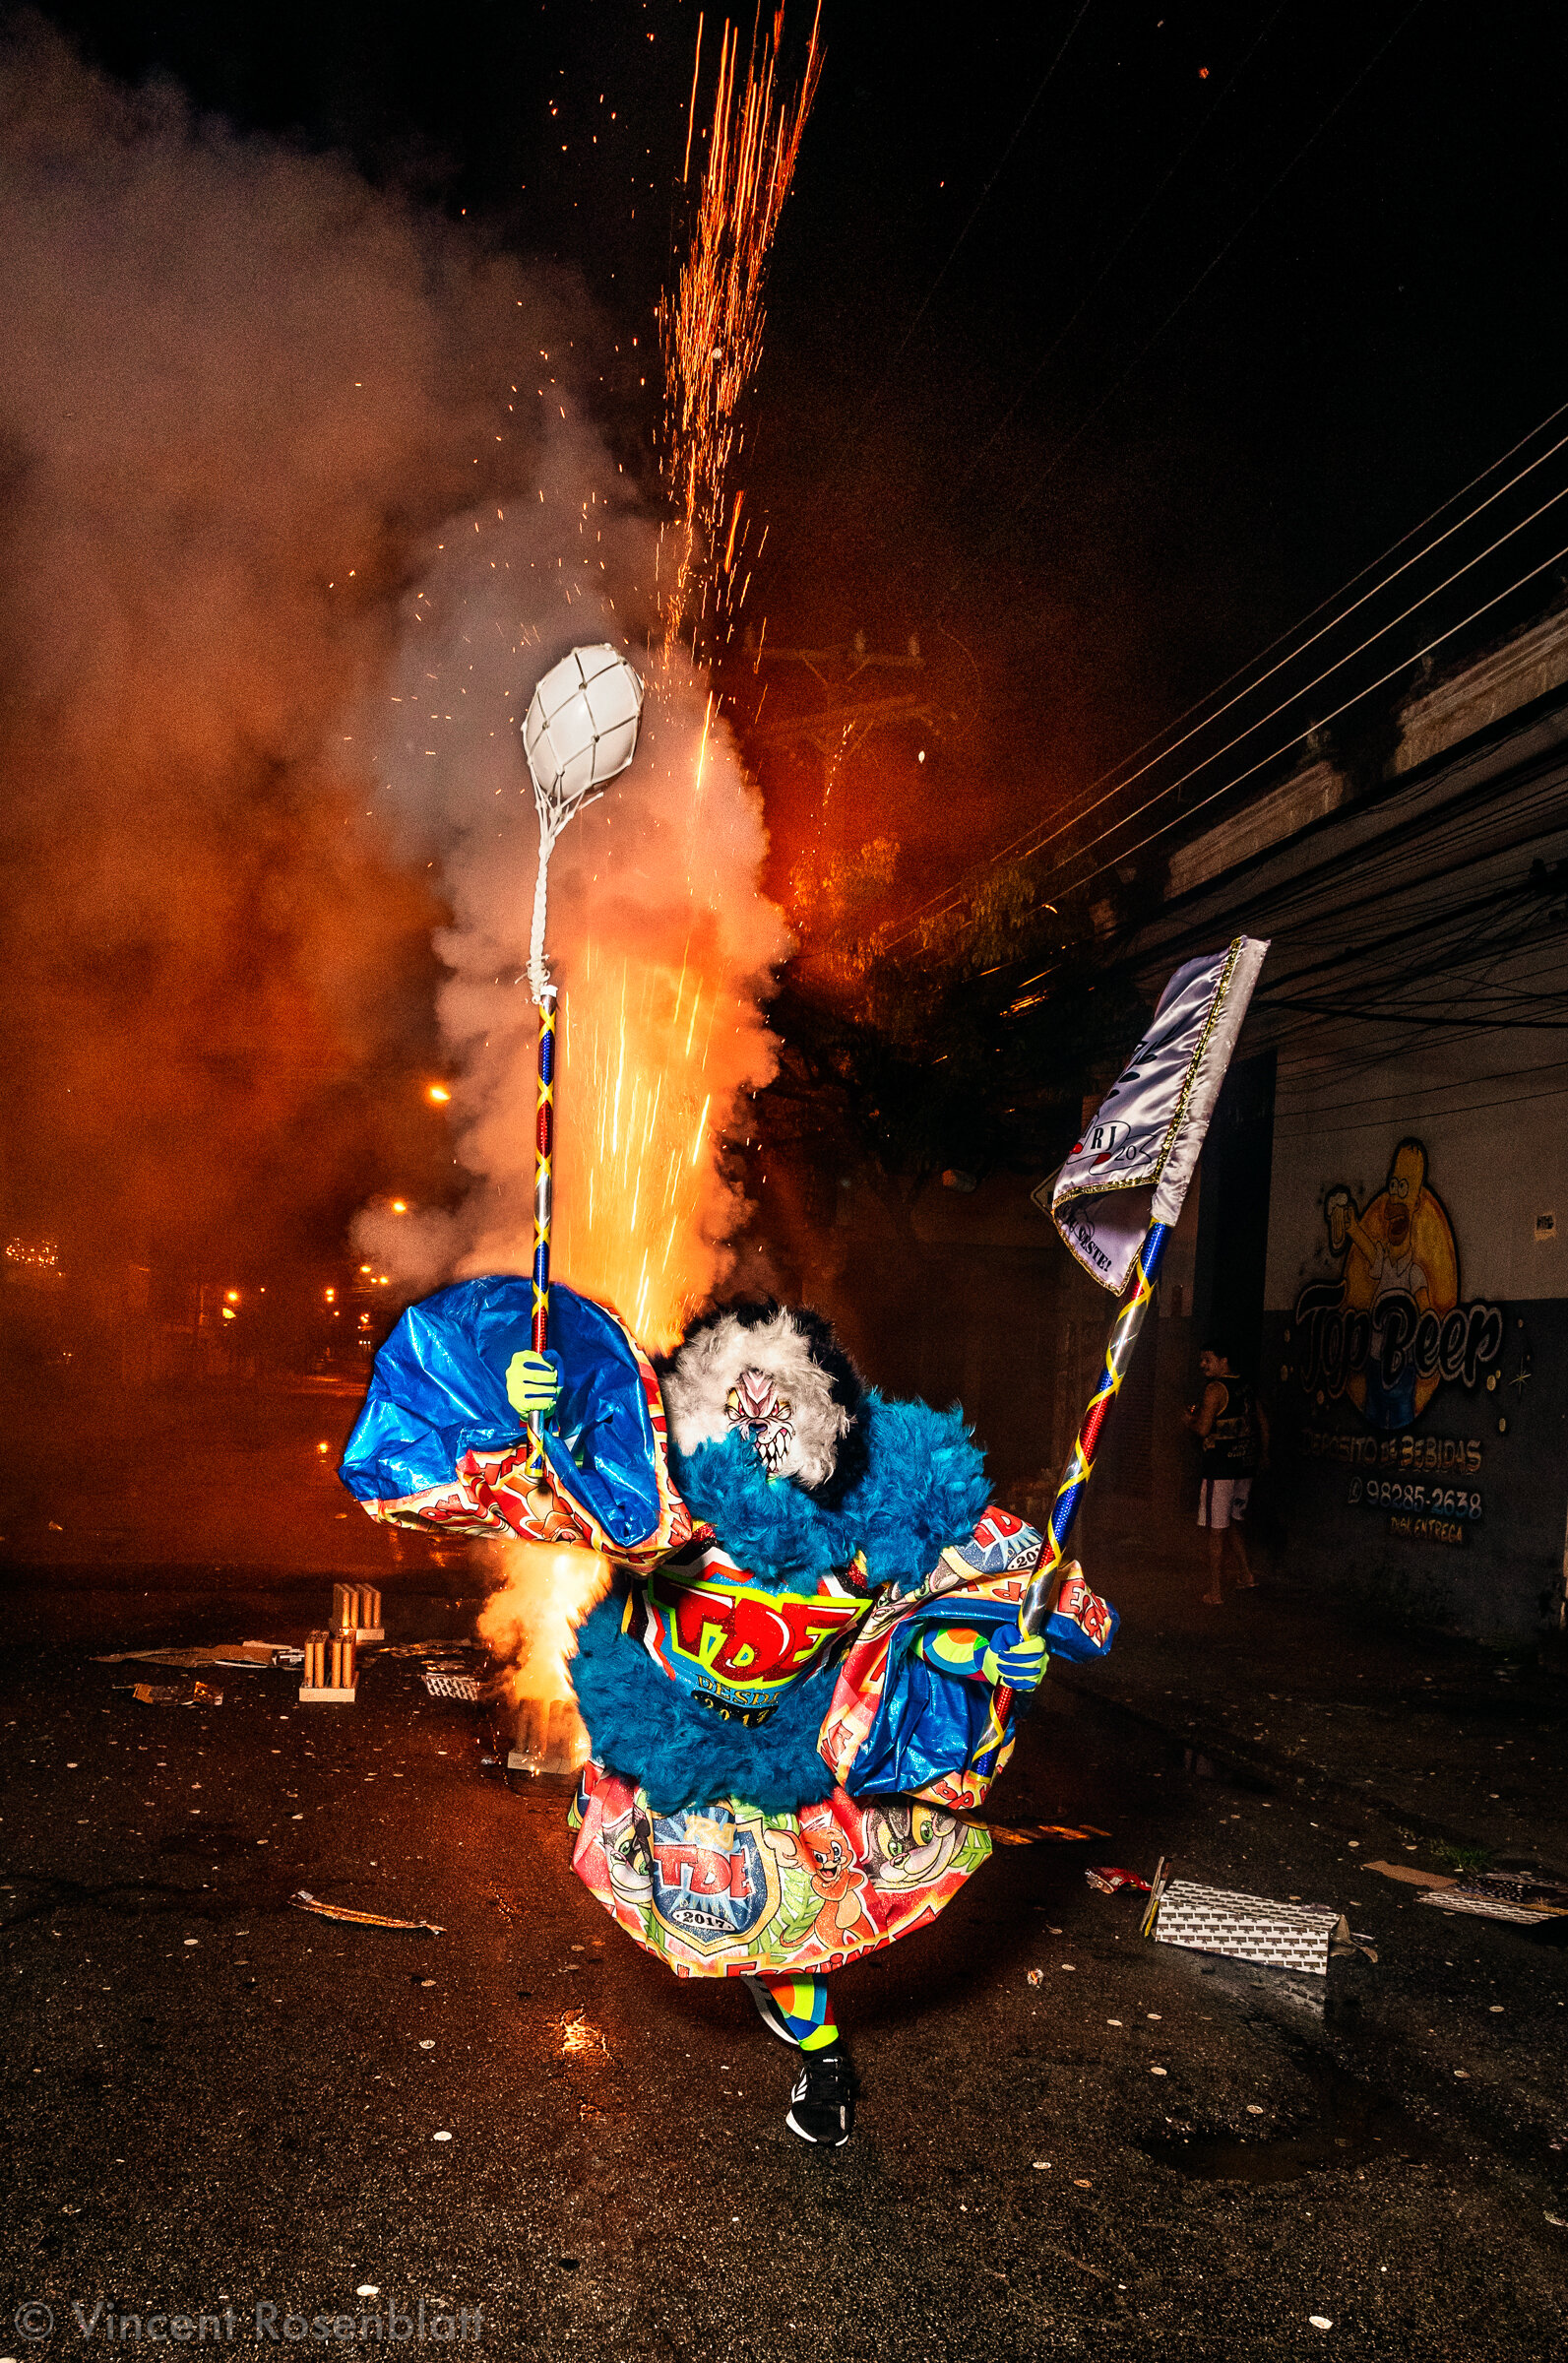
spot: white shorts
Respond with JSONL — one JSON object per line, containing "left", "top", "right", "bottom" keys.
{"left": 1198, "top": 1476, "right": 1251, "bottom": 1530}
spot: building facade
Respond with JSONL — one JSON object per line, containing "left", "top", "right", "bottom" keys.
{"left": 1120, "top": 607, "right": 1568, "bottom": 1637}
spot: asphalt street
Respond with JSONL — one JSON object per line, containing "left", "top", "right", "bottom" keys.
{"left": 3, "top": 1562, "right": 1565, "bottom": 2363}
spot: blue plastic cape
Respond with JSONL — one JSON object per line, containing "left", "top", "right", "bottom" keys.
{"left": 841, "top": 1587, "right": 1025, "bottom": 1800}
{"left": 829, "top": 1516, "right": 1120, "bottom": 1801}
{"left": 339, "top": 1277, "right": 664, "bottom": 1553}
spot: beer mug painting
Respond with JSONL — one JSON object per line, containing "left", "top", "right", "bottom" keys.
{"left": 1327, "top": 1186, "right": 1350, "bottom": 1256}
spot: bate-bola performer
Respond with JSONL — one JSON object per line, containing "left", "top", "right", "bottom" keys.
{"left": 341, "top": 1281, "right": 1120, "bottom": 2148}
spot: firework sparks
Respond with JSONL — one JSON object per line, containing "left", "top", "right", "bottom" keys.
{"left": 660, "top": 4, "right": 823, "bottom": 655}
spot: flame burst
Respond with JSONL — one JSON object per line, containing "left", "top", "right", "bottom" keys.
{"left": 561, "top": 937, "right": 716, "bottom": 1347}
{"left": 468, "top": 22, "right": 820, "bottom": 1724}
{"left": 660, "top": 4, "right": 822, "bottom": 654}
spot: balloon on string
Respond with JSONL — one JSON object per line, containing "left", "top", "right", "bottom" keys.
{"left": 522, "top": 642, "right": 646, "bottom": 997}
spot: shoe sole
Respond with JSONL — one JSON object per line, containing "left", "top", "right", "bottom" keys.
{"left": 785, "top": 2107, "right": 849, "bottom": 2146}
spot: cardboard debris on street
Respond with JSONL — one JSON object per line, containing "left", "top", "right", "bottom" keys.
{"left": 1366, "top": 1860, "right": 1457, "bottom": 1888}
{"left": 424, "top": 1670, "right": 482, "bottom": 1701}
{"left": 1152, "top": 1878, "right": 1350, "bottom": 1974}
{"left": 968, "top": 1820, "right": 1113, "bottom": 1848}
{"left": 95, "top": 1642, "right": 304, "bottom": 1670}
{"left": 290, "top": 1889, "right": 444, "bottom": 1935}
{"left": 1416, "top": 1870, "right": 1568, "bottom": 1923}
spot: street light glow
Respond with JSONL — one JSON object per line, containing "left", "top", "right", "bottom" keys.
{"left": 427, "top": 1085, "right": 451, "bottom": 1104}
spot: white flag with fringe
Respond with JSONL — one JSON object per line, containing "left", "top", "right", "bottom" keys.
{"left": 1040, "top": 935, "right": 1270, "bottom": 1293}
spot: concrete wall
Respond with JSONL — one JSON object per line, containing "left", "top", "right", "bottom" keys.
{"left": 1262, "top": 1010, "right": 1568, "bottom": 1636}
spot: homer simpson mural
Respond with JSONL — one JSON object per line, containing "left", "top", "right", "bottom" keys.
{"left": 1323, "top": 1137, "right": 1460, "bottom": 1428}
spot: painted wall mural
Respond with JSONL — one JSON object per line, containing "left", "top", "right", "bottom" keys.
{"left": 1291, "top": 1137, "right": 1503, "bottom": 1430}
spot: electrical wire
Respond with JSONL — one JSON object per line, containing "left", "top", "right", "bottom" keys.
{"left": 1275, "top": 1053, "right": 1568, "bottom": 1121}
{"left": 932, "top": 0, "right": 1431, "bottom": 625}
{"left": 1039, "top": 533, "right": 1568, "bottom": 903}
{"left": 883, "top": 420, "right": 1568, "bottom": 954}
{"left": 1019, "top": 477, "right": 1568, "bottom": 880}
{"left": 788, "top": 1, "right": 1097, "bottom": 532}
{"left": 1272, "top": 1072, "right": 1568, "bottom": 1140}
{"left": 879, "top": 389, "right": 1568, "bottom": 948}
{"left": 1008, "top": 435, "right": 1568, "bottom": 873}
{"left": 953, "top": 0, "right": 1296, "bottom": 496}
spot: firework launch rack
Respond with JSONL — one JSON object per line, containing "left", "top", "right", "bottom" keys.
{"left": 298, "top": 1585, "right": 383, "bottom": 1702}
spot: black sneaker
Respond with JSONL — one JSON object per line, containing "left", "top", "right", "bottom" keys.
{"left": 785, "top": 2046, "right": 855, "bottom": 2146}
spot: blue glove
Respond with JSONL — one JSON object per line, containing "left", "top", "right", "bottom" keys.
{"left": 980, "top": 1625, "right": 1049, "bottom": 1694}
{"left": 505, "top": 1348, "right": 562, "bottom": 1423}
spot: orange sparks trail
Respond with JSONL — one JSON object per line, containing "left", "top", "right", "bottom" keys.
{"left": 476, "top": 18, "right": 819, "bottom": 1724}
{"left": 660, "top": 4, "right": 823, "bottom": 654}
{"left": 554, "top": 938, "right": 716, "bottom": 1349}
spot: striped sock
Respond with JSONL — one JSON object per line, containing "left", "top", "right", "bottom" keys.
{"left": 750, "top": 1973, "right": 838, "bottom": 2051}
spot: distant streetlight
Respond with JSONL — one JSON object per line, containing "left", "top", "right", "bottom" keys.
{"left": 427, "top": 1085, "right": 451, "bottom": 1104}
{"left": 391, "top": 1200, "right": 408, "bottom": 1214}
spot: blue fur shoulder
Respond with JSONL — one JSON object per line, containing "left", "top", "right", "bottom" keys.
{"left": 569, "top": 1589, "right": 838, "bottom": 1813}
{"left": 669, "top": 1390, "right": 989, "bottom": 1590}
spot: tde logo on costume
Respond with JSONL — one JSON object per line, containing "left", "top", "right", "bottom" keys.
{"left": 1291, "top": 1137, "right": 1502, "bottom": 1431}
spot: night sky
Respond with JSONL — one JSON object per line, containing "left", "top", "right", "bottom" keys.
{"left": 35, "top": 0, "right": 1568, "bottom": 881}
{"left": 6, "top": 0, "right": 1567, "bottom": 1287}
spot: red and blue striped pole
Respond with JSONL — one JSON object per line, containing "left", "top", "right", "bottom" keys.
{"left": 975, "top": 1219, "right": 1171, "bottom": 1772}
{"left": 523, "top": 984, "right": 558, "bottom": 1492}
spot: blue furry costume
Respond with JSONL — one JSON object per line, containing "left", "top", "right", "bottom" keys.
{"left": 570, "top": 1391, "right": 991, "bottom": 1812}
{"left": 343, "top": 1278, "right": 1120, "bottom": 2141}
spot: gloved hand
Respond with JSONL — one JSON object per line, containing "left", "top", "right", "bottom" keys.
{"left": 505, "top": 1347, "right": 562, "bottom": 1423}
{"left": 980, "top": 1624, "right": 1049, "bottom": 1694}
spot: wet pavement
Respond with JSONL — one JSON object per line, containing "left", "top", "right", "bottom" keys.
{"left": 1058, "top": 1543, "right": 1568, "bottom": 1866}
{"left": 3, "top": 1565, "right": 1566, "bottom": 2362}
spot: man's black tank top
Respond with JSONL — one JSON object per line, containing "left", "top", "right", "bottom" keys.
{"left": 1203, "top": 1379, "right": 1255, "bottom": 1474}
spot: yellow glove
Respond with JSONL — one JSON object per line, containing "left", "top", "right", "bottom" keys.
{"left": 980, "top": 1626, "right": 1049, "bottom": 1693}
{"left": 505, "top": 1348, "right": 561, "bottom": 1422}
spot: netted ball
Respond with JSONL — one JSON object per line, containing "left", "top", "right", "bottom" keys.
{"left": 523, "top": 643, "right": 646, "bottom": 809}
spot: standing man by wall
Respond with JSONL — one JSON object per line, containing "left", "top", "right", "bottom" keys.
{"left": 1183, "top": 1341, "right": 1269, "bottom": 1607}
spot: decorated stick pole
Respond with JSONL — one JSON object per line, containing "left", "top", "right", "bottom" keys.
{"left": 523, "top": 985, "right": 559, "bottom": 1489}
{"left": 972, "top": 1222, "right": 1170, "bottom": 1772}
{"left": 516, "top": 644, "right": 646, "bottom": 1499}
{"left": 971, "top": 929, "right": 1270, "bottom": 1783}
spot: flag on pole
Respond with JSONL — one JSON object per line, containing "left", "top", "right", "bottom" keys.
{"left": 1041, "top": 935, "right": 1270, "bottom": 1293}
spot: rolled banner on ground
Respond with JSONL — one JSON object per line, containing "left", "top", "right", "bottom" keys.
{"left": 1046, "top": 934, "right": 1269, "bottom": 1293}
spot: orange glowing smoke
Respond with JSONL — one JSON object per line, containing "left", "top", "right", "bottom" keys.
{"left": 554, "top": 935, "right": 716, "bottom": 1348}
{"left": 475, "top": 1539, "right": 608, "bottom": 1711}
{"left": 660, "top": 4, "right": 822, "bottom": 652}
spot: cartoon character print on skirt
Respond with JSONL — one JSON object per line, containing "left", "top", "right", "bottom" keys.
{"left": 762, "top": 1809, "right": 881, "bottom": 1954}
{"left": 569, "top": 1764, "right": 992, "bottom": 1980}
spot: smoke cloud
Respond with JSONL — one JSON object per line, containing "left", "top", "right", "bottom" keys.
{"left": 0, "top": 21, "right": 788, "bottom": 1335}
{"left": 0, "top": 24, "right": 557, "bottom": 1274}
{"left": 352, "top": 397, "right": 791, "bottom": 1337}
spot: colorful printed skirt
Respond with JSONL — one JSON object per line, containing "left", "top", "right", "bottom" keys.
{"left": 569, "top": 1761, "right": 992, "bottom": 1980}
